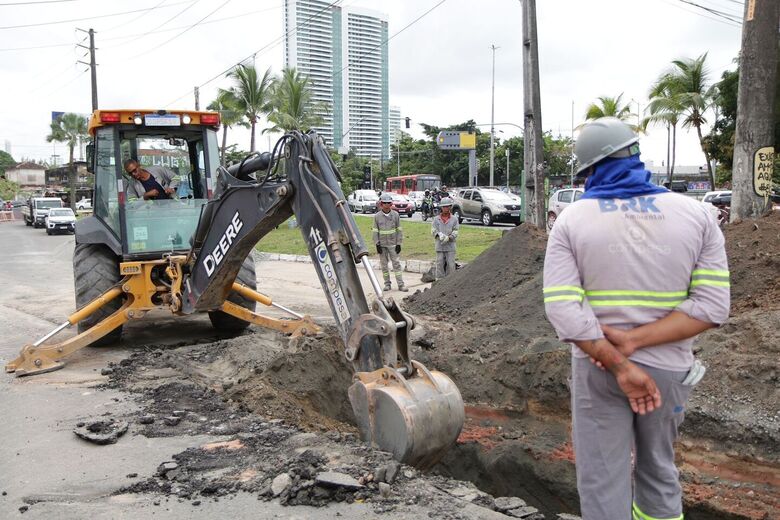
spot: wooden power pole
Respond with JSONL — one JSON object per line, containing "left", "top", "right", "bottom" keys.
{"left": 731, "top": 0, "right": 779, "bottom": 220}
{"left": 522, "top": 0, "right": 545, "bottom": 228}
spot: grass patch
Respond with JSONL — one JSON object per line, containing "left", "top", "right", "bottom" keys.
{"left": 255, "top": 214, "right": 502, "bottom": 262}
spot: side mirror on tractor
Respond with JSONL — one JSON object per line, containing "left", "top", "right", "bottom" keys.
{"left": 85, "top": 143, "right": 95, "bottom": 174}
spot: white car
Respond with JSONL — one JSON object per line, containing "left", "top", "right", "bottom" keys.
{"left": 76, "top": 198, "right": 92, "bottom": 211}
{"left": 547, "top": 188, "right": 584, "bottom": 230}
{"left": 347, "top": 189, "right": 379, "bottom": 213}
{"left": 45, "top": 207, "right": 76, "bottom": 235}
{"left": 701, "top": 190, "right": 730, "bottom": 220}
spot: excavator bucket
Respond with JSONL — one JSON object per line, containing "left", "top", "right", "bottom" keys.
{"left": 348, "top": 360, "right": 464, "bottom": 469}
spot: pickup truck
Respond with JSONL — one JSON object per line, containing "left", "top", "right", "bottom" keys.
{"left": 451, "top": 187, "right": 521, "bottom": 226}
{"left": 23, "top": 197, "right": 64, "bottom": 228}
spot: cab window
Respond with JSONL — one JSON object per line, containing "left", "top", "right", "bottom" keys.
{"left": 559, "top": 190, "right": 573, "bottom": 203}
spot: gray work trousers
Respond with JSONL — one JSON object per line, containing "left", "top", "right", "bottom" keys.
{"left": 436, "top": 250, "right": 456, "bottom": 279}
{"left": 379, "top": 246, "right": 404, "bottom": 286}
{"left": 572, "top": 356, "right": 692, "bottom": 520}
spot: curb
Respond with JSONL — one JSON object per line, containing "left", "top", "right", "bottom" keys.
{"left": 253, "top": 250, "right": 434, "bottom": 274}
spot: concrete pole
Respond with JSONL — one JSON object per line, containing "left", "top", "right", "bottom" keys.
{"left": 731, "top": 0, "right": 779, "bottom": 220}
{"left": 490, "top": 44, "right": 498, "bottom": 186}
{"left": 88, "top": 29, "right": 97, "bottom": 111}
{"left": 506, "top": 148, "right": 510, "bottom": 189}
{"left": 468, "top": 149, "right": 476, "bottom": 187}
{"left": 194, "top": 86, "right": 200, "bottom": 110}
{"left": 522, "top": 0, "right": 545, "bottom": 227}
{"left": 570, "top": 100, "right": 575, "bottom": 187}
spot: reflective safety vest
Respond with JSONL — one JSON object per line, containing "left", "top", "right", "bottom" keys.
{"left": 372, "top": 209, "right": 403, "bottom": 247}
{"left": 543, "top": 192, "right": 730, "bottom": 372}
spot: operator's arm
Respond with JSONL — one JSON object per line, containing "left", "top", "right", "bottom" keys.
{"left": 542, "top": 216, "right": 603, "bottom": 342}
{"left": 163, "top": 167, "right": 180, "bottom": 190}
{"left": 602, "top": 211, "right": 730, "bottom": 354}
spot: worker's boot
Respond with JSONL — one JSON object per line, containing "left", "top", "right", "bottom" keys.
{"left": 384, "top": 282, "right": 392, "bottom": 291}
{"left": 398, "top": 283, "right": 408, "bottom": 292}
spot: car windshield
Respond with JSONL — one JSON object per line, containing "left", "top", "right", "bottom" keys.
{"left": 37, "top": 200, "right": 62, "bottom": 209}
{"left": 481, "top": 190, "right": 515, "bottom": 202}
{"left": 392, "top": 194, "right": 408, "bottom": 201}
{"left": 49, "top": 208, "right": 74, "bottom": 217}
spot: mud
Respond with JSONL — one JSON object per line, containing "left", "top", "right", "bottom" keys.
{"left": 403, "top": 215, "right": 780, "bottom": 520}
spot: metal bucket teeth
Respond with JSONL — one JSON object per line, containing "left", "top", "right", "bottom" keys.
{"left": 348, "top": 361, "right": 464, "bottom": 469}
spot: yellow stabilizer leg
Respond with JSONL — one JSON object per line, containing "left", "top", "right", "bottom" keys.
{"left": 7, "top": 293, "right": 132, "bottom": 377}
{"left": 220, "top": 300, "right": 320, "bottom": 337}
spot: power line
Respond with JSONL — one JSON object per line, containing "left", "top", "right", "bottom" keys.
{"left": 102, "top": 0, "right": 170, "bottom": 32}
{"left": 677, "top": 0, "right": 742, "bottom": 23}
{"left": 333, "top": 0, "right": 448, "bottom": 78}
{"left": 163, "top": 0, "right": 344, "bottom": 108}
{"left": 130, "top": 0, "right": 203, "bottom": 40}
{"left": 0, "top": 0, "right": 195, "bottom": 30}
{"left": 128, "top": 0, "right": 231, "bottom": 59}
{"left": 657, "top": 0, "right": 741, "bottom": 27}
{"left": 0, "top": 0, "right": 75, "bottom": 5}
{"left": 0, "top": 5, "right": 282, "bottom": 52}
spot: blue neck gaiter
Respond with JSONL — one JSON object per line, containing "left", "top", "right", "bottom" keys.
{"left": 581, "top": 155, "right": 669, "bottom": 200}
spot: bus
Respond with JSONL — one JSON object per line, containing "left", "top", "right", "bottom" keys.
{"left": 384, "top": 174, "right": 441, "bottom": 195}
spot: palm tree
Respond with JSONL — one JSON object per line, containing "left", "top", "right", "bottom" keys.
{"left": 226, "top": 64, "right": 275, "bottom": 152}
{"left": 644, "top": 81, "right": 685, "bottom": 184}
{"left": 654, "top": 54, "right": 716, "bottom": 189}
{"left": 207, "top": 89, "right": 246, "bottom": 166}
{"left": 47, "top": 113, "right": 88, "bottom": 210}
{"left": 584, "top": 93, "right": 636, "bottom": 127}
{"left": 266, "top": 67, "right": 325, "bottom": 133}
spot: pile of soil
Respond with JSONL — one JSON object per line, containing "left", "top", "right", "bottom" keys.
{"left": 403, "top": 214, "right": 780, "bottom": 520}
{"left": 722, "top": 211, "right": 780, "bottom": 313}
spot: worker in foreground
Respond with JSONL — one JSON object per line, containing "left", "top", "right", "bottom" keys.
{"left": 431, "top": 197, "right": 459, "bottom": 279}
{"left": 543, "top": 117, "right": 730, "bottom": 520}
{"left": 373, "top": 192, "right": 408, "bottom": 292}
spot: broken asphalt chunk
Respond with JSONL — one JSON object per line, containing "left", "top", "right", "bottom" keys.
{"left": 494, "top": 496, "right": 527, "bottom": 512}
{"left": 314, "top": 471, "right": 364, "bottom": 490}
{"left": 73, "top": 419, "right": 128, "bottom": 445}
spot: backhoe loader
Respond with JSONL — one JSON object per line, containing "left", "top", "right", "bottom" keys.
{"left": 7, "top": 109, "right": 464, "bottom": 468}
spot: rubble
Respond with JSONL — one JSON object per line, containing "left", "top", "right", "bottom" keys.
{"left": 73, "top": 419, "right": 129, "bottom": 445}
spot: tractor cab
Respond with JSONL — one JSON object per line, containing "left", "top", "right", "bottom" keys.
{"left": 85, "top": 109, "right": 222, "bottom": 259}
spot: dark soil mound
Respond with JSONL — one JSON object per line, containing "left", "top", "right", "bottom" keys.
{"left": 406, "top": 223, "right": 551, "bottom": 341}
{"left": 722, "top": 211, "right": 780, "bottom": 313}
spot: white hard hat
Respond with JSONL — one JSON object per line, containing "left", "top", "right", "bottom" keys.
{"left": 575, "top": 117, "right": 640, "bottom": 175}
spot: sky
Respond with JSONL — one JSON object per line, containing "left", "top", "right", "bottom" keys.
{"left": 0, "top": 0, "right": 745, "bottom": 169}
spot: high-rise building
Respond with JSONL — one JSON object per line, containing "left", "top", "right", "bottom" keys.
{"left": 284, "top": 1, "right": 389, "bottom": 159}
{"left": 389, "top": 105, "right": 401, "bottom": 155}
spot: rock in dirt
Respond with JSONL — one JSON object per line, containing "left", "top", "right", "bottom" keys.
{"left": 494, "top": 496, "right": 527, "bottom": 512}
{"left": 138, "top": 415, "right": 155, "bottom": 425}
{"left": 157, "top": 461, "right": 180, "bottom": 480}
{"left": 271, "top": 473, "right": 292, "bottom": 496}
{"left": 421, "top": 266, "right": 436, "bottom": 283}
{"left": 385, "top": 461, "right": 401, "bottom": 484}
{"left": 505, "top": 505, "right": 541, "bottom": 518}
{"left": 73, "top": 419, "right": 129, "bottom": 445}
{"left": 556, "top": 514, "right": 582, "bottom": 520}
{"left": 378, "top": 482, "right": 391, "bottom": 498}
{"left": 314, "top": 471, "right": 364, "bottom": 490}
{"left": 163, "top": 416, "right": 182, "bottom": 426}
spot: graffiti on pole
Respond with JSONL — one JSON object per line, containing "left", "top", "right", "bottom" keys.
{"left": 753, "top": 146, "right": 774, "bottom": 199}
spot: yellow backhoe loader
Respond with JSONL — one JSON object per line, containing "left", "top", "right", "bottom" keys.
{"left": 6, "top": 110, "right": 464, "bottom": 468}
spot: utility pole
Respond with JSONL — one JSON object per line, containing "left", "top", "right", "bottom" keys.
{"left": 731, "top": 0, "right": 779, "bottom": 220}
{"left": 522, "top": 0, "right": 545, "bottom": 228}
{"left": 570, "top": 100, "right": 575, "bottom": 187}
{"left": 194, "top": 86, "right": 200, "bottom": 110}
{"left": 506, "top": 148, "right": 510, "bottom": 189}
{"left": 76, "top": 28, "right": 98, "bottom": 111}
{"left": 489, "top": 44, "right": 499, "bottom": 187}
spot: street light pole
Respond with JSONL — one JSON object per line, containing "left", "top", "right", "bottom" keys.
{"left": 490, "top": 44, "right": 499, "bottom": 187}
{"left": 570, "top": 100, "right": 575, "bottom": 187}
{"left": 506, "top": 148, "right": 510, "bottom": 189}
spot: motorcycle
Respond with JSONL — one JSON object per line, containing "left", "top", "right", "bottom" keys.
{"left": 421, "top": 200, "right": 439, "bottom": 221}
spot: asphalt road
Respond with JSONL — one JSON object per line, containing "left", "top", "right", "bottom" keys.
{"left": 0, "top": 219, "right": 436, "bottom": 519}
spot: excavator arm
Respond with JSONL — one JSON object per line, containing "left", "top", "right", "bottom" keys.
{"left": 181, "top": 131, "right": 464, "bottom": 467}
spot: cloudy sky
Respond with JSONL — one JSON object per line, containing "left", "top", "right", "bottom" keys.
{"left": 0, "top": 0, "right": 744, "bottom": 169}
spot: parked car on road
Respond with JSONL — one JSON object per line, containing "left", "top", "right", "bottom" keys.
{"left": 347, "top": 189, "right": 379, "bottom": 213}
{"left": 45, "top": 207, "right": 76, "bottom": 235}
{"left": 376, "top": 193, "right": 414, "bottom": 217}
{"left": 23, "top": 197, "right": 63, "bottom": 228}
{"left": 451, "top": 187, "right": 522, "bottom": 226}
{"left": 76, "top": 198, "right": 92, "bottom": 211}
{"left": 547, "top": 188, "right": 584, "bottom": 230}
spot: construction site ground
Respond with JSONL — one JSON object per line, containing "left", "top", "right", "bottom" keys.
{"left": 1, "top": 211, "right": 778, "bottom": 519}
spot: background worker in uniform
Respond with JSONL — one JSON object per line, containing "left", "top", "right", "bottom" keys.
{"left": 123, "top": 159, "right": 179, "bottom": 201}
{"left": 543, "top": 117, "right": 730, "bottom": 520}
{"left": 431, "top": 197, "right": 459, "bottom": 279}
{"left": 373, "top": 193, "right": 407, "bottom": 292}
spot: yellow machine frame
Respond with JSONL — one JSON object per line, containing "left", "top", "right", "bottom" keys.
{"left": 6, "top": 256, "right": 319, "bottom": 377}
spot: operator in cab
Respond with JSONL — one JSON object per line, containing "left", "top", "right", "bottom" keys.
{"left": 124, "top": 159, "right": 179, "bottom": 201}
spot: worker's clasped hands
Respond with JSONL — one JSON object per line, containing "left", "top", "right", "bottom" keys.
{"left": 437, "top": 232, "right": 449, "bottom": 243}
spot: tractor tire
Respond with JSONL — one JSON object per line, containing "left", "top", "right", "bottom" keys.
{"left": 73, "top": 242, "right": 123, "bottom": 347}
{"left": 208, "top": 255, "right": 257, "bottom": 332}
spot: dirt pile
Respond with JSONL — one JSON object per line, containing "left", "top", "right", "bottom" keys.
{"left": 402, "top": 214, "right": 780, "bottom": 520}
{"left": 722, "top": 210, "right": 780, "bottom": 313}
